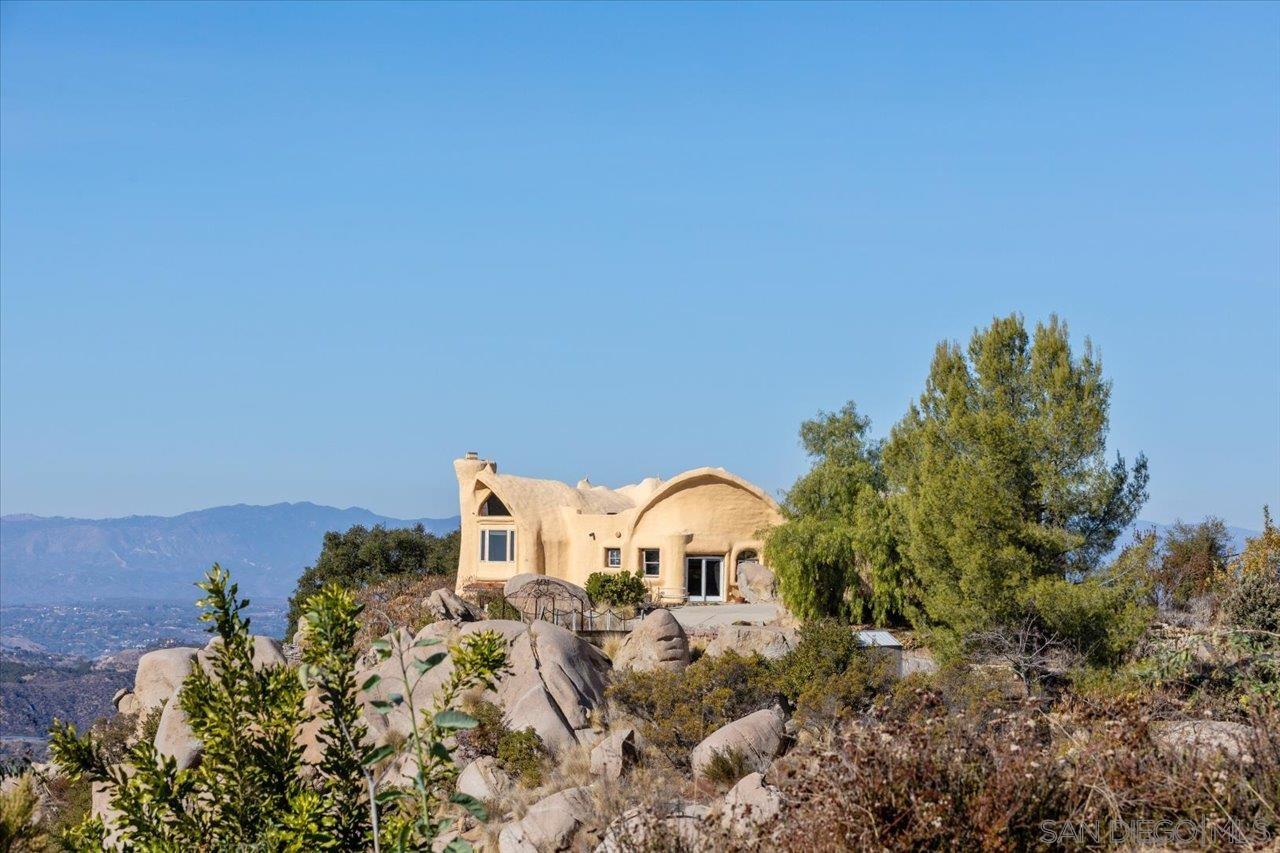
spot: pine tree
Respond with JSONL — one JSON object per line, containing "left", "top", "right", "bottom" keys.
{"left": 883, "top": 314, "right": 1148, "bottom": 652}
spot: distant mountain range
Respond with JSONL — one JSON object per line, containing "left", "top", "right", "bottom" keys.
{"left": 0, "top": 504, "right": 1258, "bottom": 609}
{"left": 0, "top": 503, "right": 459, "bottom": 606}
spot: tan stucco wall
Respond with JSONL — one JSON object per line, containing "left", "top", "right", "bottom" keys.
{"left": 452, "top": 455, "right": 782, "bottom": 604}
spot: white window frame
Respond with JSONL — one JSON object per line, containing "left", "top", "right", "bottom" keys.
{"left": 641, "top": 548, "right": 661, "bottom": 577}
{"left": 605, "top": 547, "right": 622, "bottom": 569}
{"left": 480, "top": 528, "right": 516, "bottom": 563}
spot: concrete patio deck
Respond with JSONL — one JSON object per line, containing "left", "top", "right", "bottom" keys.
{"left": 666, "top": 602, "right": 778, "bottom": 629}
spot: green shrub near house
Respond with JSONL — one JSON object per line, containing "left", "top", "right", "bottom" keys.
{"left": 585, "top": 569, "right": 648, "bottom": 608}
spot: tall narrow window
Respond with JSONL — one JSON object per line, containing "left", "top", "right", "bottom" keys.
{"left": 641, "top": 549, "right": 661, "bottom": 577}
{"left": 605, "top": 548, "right": 621, "bottom": 568}
{"left": 480, "top": 529, "right": 515, "bottom": 562}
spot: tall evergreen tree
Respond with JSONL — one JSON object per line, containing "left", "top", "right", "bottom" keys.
{"left": 883, "top": 314, "right": 1148, "bottom": 651}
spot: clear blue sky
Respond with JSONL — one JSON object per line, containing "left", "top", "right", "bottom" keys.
{"left": 2, "top": 2, "right": 1277, "bottom": 529}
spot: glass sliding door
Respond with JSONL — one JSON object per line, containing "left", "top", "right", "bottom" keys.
{"left": 685, "top": 556, "right": 724, "bottom": 602}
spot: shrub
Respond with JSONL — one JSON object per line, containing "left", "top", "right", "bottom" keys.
{"left": 1019, "top": 571, "right": 1152, "bottom": 668}
{"left": 763, "top": 690, "right": 1280, "bottom": 852}
{"left": 585, "top": 570, "right": 648, "bottom": 608}
{"left": 456, "top": 700, "right": 506, "bottom": 760}
{"left": 495, "top": 728, "right": 546, "bottom": 789}
{"left": 773, "top": 619, "right": 862, "bottom": 702}
{"left": 0, "top": 774, "right": 43, "bottom": 851}
{"left": 456, "top": 700, "right": 547, "bottom": 788}
{"left": 701, "top": 748, "right": 750, "bottom": 787}
{"left": 1223, "top": 568, "right": 1280, "bottom": 634}
{"left": 793, "top": 651, "right": 896, "bottom": 729}
{"left": 608, "top": 651, "right": 776, "bottom": 767}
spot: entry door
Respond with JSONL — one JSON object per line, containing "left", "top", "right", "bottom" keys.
{"left": 685, "top": 556, "right": 724, "bottom": 602}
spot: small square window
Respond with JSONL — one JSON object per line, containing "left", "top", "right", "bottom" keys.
{"left": 641, "top": 549, "right": 660, "bottom": 577}
{"left": 605, "top": 548, "right": 621, "bottom": 568}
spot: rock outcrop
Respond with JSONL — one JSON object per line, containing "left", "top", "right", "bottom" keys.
{"left": 196, "top": 635, "right": 286, "bottom": 675}
{"left": 425, "top": 588, "right": 480, "bottom": 623}
{"left": 496, "top": 621, "right": 612, "bottom": 752}
{"left": 457, "top": 755, "right": 512, "bottom": 803}
{"left": 720, "top": 771, "right": 781, "bottom": 830}
{"left": 610, "top": 610, "right": 689, "bottom": 672}
{"left": 595, "top": 802, "right": 712, "bottom": 852}
{"left": 1150, "top": 720, "right": 1257, "bottom": 762}
{"left": 704, "top": 625, "right": 795, "bottom": 661}
{"left": 735, "top": 561, "right": 777, "bottom": 604}
{"left": 690, "top": 708, "right": 787, "bottom": 778}
{"left": 589, "top": 726, "right": 637, "bottom": 780}
{"left": 132, "top": 648, "right": 198, "bottom": 712}
{"left": 498, "top": 786, "right": 594, "bottom": 852}
{"left": 358, "top": 619, "right": 610, "bottom": 753}
{"left": 154, "top": 700, "right": 201, "bottom": 770}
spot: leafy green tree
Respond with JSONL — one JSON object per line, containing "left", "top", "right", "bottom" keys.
{"left": 765, "top": 402, "right": 906, "bottom": 623}
{"left": 883, "top": 315, "right": 1148, "bottom": 654}
{"left": 1155, "top": 517, "right": 1233, "bottom": 607}
{"left": 287, "top": 525, "right": 460, "bottom": 639}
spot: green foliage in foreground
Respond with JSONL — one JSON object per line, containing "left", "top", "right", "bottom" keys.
{"left": 287, "top": 524, "right": 460, "bottom": 639}
{"left": 50, "top": 564, "right": 507, "bottom": 852}
{"left": 585, "top": 569, "right": 649, "bottom": 608}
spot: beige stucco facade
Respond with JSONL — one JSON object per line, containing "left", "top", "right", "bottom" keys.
{"left": 453, "top": 453, "right": 783, "bottom": 604}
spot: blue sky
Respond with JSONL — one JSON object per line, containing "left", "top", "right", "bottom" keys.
{"left": 2, "top": 2, "right": 1277, "bottom": 528}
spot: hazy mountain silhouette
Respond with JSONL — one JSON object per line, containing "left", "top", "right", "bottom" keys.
{"left": 0, "top": 503, "right": 459, "bottom": 605}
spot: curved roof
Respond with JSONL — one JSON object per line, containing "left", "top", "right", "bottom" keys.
{"left": 474, "top": 472, "right": 634, "bottom": 517}
{"left": 470, "top": 466, "right": 776, "bottom": 522}
{"left": 626, "top": 467, "right": 781, "bottom": 531}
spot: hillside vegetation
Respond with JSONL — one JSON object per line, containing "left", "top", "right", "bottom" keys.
{"left": 1, "top": 314, "right": 1275, "bottom": 851}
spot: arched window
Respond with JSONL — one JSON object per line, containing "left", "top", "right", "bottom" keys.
{"left": 480, "top": 494, "right": 511, "bottom": 517}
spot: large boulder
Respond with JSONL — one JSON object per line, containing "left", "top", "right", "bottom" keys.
{"left": 154, "top": 700, "right": 201, "bottom": 770}
{"left": 425, "top": 588, "right": 480, "bottom": 623}
{"left": 611, "top": 610, "right": 689, "bottom": 672}
{"left": 704, "top": 625, "right": 795, "bottom": 661}
{"left": 497, "top": 621, "right": 612, "bottom": 752}
{"left": 589, "top": 726, "right": 637, "bottom": 780}
{"left": 736, "top": 561, "right": 777, "bottom": 604}
{"left": 359, "top": 620, "right": 526, "bottom": 741}
{"left": 197, "top": 635, "right": 286, "bottom": 673}
{"left": 691, "top": 708, "right": 787, "bottom": 779}
{"left": 132, "top": 648, "right": 198, "bottom": 712}
{"left": 504, "top": 574, "right": 591, "bottom": 616}
{"left": 357, "top": 619, "right": 610, "bottom": 754}
{"left": 719, "top": 771, "right": 781, "bottom": 830}
{"left": 498, "top": 786, "right": 594, "bottom": 852}
{"left": 595, "top": 802, "right": 713, "bottom": 852}
{"left": 1150, "top": 720, "right": 1257, "bottom": 762}
{"left": 457, "top": 755, "right": 512, "bottom": 803}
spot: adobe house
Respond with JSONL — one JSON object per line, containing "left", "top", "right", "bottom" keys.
{"left": 453, "top": 453, "right": 783, "bottom": 604}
